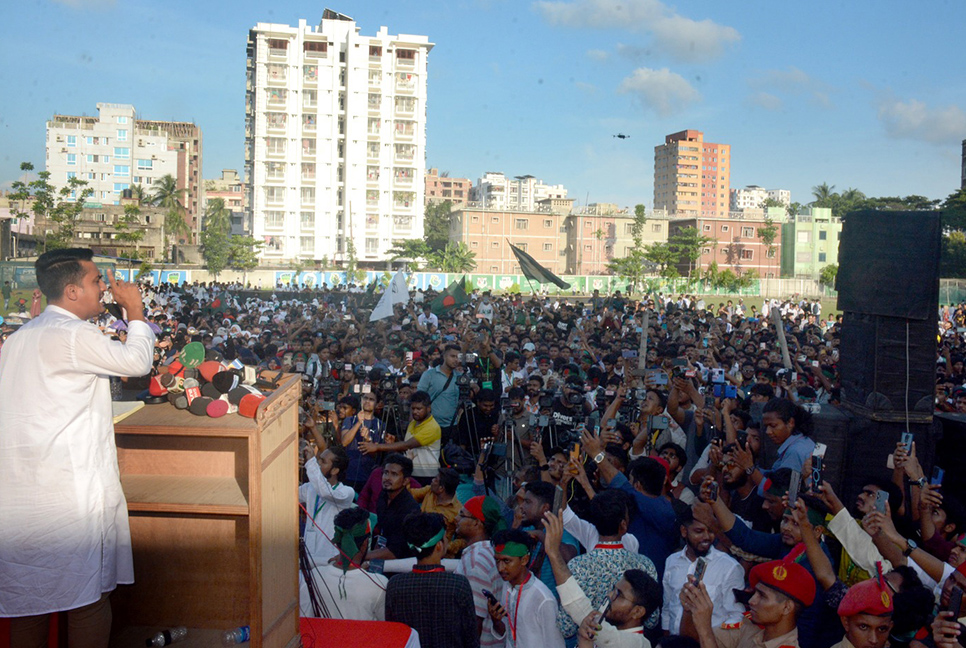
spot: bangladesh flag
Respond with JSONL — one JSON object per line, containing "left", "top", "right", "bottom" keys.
{"left": 430, "top": 277, "right": 470, "bottom": 315}
{"left": 508, "top": 240, "right": 571, "bottom": 289}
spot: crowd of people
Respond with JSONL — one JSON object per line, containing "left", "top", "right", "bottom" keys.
{"left": 5, "top": 262, "right": 966, "bottom": 648}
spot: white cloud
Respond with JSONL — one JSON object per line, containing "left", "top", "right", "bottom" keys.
{"left": 748, "top": 92, "right": 783, "bottom": 111}
{"left": 877, "top": 98, "right": 966, "bottom": 144}
{"left": 533, "top": 0, "right": 739, "bottom": 63}
{"left": 586, "top": 49, "right": 609, "bottom": 62}
{"left": 618, "top": 67, "right": 700, "bottom": 117}
{"left": 747, "top": 66, "right": 833, "bottom": 109}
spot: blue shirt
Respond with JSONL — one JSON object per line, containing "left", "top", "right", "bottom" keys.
{"left": 417, "top": 366, "right": 461, "bottom": 428}
{"left": 606, "top": 472, "right": 678, "bottom": 578}
{"left": 758, "top": 433, "right": 815, "bottom": 496}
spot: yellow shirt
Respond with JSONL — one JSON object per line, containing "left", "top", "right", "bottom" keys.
{"left": 405, "top": 415, "right": 442, "bottom": 478}
{"left": 712, "top": 615, "right": 800, "bottom": 648}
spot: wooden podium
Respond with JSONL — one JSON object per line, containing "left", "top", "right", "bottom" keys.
{"left": 110, "top": 375, "right": 301, "bottom": 648}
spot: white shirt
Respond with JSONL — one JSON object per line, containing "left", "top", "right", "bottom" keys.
{"left": 557, "top": 577, "right": 650, "bottom": 648}
{"left": 0, "top": 305, "right": 155, "bottom": 615}
{"left": 299, "top": 459, "right": 355, "bottom": 567}
{"left": 299, "top": 564, "right": 388, "bottom": 620}
{"left": 487, "top": 575, "right": 565, "bottom": 648}
{"left": 661, "top": 546, "right": 745, "bottom": 633}
{"left": 562, "top": 506, "right": 640, "bottom": 554}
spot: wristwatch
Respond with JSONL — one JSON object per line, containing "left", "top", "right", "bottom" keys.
{"left": 594, "top": 452, "right": 606, "bottom": 465}
{"left": 903, "top": 539, "right": 918, "bottom": 557}
{"left": 744, "top": 464, "right": 756, "bottom": 476}
{"left": 911, "top": 477, "right": 927, "bottom": 488}
{"left": 539, "top": 464, "right": 549, "bottom": 471}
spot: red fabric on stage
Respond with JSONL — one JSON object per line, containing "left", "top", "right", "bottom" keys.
{"left": 300, "top": 617, "right": 419, "bottom": 648}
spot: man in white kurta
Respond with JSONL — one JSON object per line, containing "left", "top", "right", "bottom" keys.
{"left": 0, "top": 249, "right": 154, "bottom": 644}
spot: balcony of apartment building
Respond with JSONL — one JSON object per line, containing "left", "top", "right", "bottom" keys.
{"left": 303, "top": 90, "right": 318, "bottom": 110}
{"left": 264, "top": 113, "right": 287, "bottom": 135}
{"left": 394, "top": 167, "right": 414, "bottom": 186}
{"left": 393, "top": 120, "right": 415, "bottom": 141}
{"left": 265, "top": 137, "right": 286, "bottom": 158}
{"left": 393, "top": 191, "right": 416, "bottom": 210}
{"left": 300, "top": 211, "right": 315, "bottom": 232}
{"left": 302, "top": 114, "right": 317, "bottom": 133}
{"left": 301, "top": 163, "right": 316, "bottom": 182}
{"left": 266, "top": 39, "right": 288, "bottom": 60}
{"left": 300, "top": 187, "right": 316, "bottom": 207}
{"left": 367, "top": 165, "right": 380, "bottom": 185}
{"left": 265, "top": 161, "right": 285, "bottom": 184}
{"left": 369, "top": 45, "right": 383, "bottom": 66}
{"left": 393, "top": 214, "right": 413, "bottom": 234}
{"left": 264, "top": 187, "right": 285, "bottom": 206}
{"left": 365, "top": 214, "right": 379, "bottom": 232}
{"left": 303, "top": 64, "right": 318, "bottom": 85}
{"left": 304, "top": 41, "right": 327, "bottom": 59}
{"left": 367, "top": 143, "right": 380, "bottom": 162}
{"left": 395, "top": 72, "right": 416, "bottom": 94}
{"left": 395, "top": 97, "right": 416, "bottom": 116}
{"left": 366, "top": 190, "right": 380, "bottom": 210}
{"left": 368, "top": 93, "right": 382, "bottom": 113}
{"left": 395, "top": 49, "right": 416, "bottom": 68}
{"left": 367, "top": 118, "right": 381, "bottom": 140}
{"left": 266, "top": 64, "right": 287, "bottom": 85}
{"left": 368, "top": 70, "right": 381, "bottom": 89}
{"left": 301, "top": 138, "right": 317, "bottom": 158}
{"left": 394, "top": 144, "right": 414, "bottom": 163}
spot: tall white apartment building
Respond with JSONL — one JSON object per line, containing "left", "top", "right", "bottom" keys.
{"left": 246, "top": 10, "right": 433, "bottom": 263}
{"left": 471, "top": 172, "right": 568, "bottom": 212}
{"left": 46, "top": 103, "right": 203, "bottom": 241}
{"left": 767, "top": 188, "right": 791, "bottom": 206}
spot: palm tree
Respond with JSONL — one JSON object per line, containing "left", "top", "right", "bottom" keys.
{"left": 129, "top": 184, "right": 148, "bottom": 206}
{"left": 151, "top": 174, "right": 191, "bottom": 249}
{"left": 811, "top": 182, "right": 836, "bottom": 205}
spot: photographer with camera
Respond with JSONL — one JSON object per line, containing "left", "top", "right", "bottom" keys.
{"left": 453, "top": 387, "right": 502, "bottom": 453}
{"left": 548, "top": 375, "right": 592, "bottom": 450}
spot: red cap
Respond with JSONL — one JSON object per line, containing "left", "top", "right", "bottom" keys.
{"left": 837, "top": 578, "right": 893, "bottom": 617}
{"left": 749, "top": 559, "right": 816, "bottom": 607}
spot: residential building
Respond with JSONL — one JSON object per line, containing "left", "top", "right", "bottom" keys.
{"left": 654, "top": 129, "right": 730, "bottom": 218}
{"left": 730, "top": 185, "right": 768, "bottom": 211}
{"left": 204, "top": 169, "right": 250, "bottom": 236}
{"left": 45, "top": 103, "right": 202, "bottom": 242}
{"left": 565, "top": 207, "right": 671, "bottom": 275}
{"left": 470, "top": 172, "right": 568, "bottom": 212}
{"left": 767, "top": 188, "right": 791, "bottom": 206}
{"left": 667, "top": 207, "right": 783, "bottom": 278}
{"left": 245, "top": 11, "right": 433, "bottom": 264}
{"left": 425, "top": 168, "right": 472, "bottom": 206}
{"left": 780, "top": 207, "right": 842, "bottom": 279}
{"left": 449, "top": 205, "right": 568, "bottom": 274}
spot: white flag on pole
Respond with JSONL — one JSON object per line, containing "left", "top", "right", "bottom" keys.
{"left": 369, "top": 271, "right": 410, "bottom": 321}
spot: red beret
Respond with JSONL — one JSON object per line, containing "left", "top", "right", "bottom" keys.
{"left": 750, "top": 559, "right": 816, "bottom": 607}
{"left": 838, "top": 578, "right": 893, "bottom": 617}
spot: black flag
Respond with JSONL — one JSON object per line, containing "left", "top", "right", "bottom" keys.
{"left": 507, "top": 241, "right": 571, "bottom": 289}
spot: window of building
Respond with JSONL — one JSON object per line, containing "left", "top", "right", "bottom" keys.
{"left": 66, "top": 135, "right": 76, "bottom": 147}
{"left": 113, "top": 182, "right": 128, "bottom": 193}
{"left": 471, "top": 241, "right": 478, "bottom": 248}
{"left": 301, "top": 212, "right": 314, "bottom": 229}
{"left": 369, "top": 45, "right": 382, "bottom": 57}
{"left": 797, "top": 231, "right": 811, "bottom": 243}
{"left": 818, "top": 252, "right": 827, "bottom": 262}
{"left": 766, "top": 249, "right": 776, "bottom": 258}
{"left": 264, "top": 210, "right": 284, "bottom": 228}
{"left": 396, "top": 49, "right": 416, "bottom": 60}
{"left": 117, "top": 129, "right": 127, "bottom": 142}
{"left": 113, "top": 165, "right": 130, "bottom": 176}
{"left": 819, "top": 230, "right": 827, "bottom": 241}
{"left": 137, "top": 159, "right": 153, "bottom": 170}
{"left": 651, "top": 224, "right": 662, "bottom": 232}
{"left": 544, "top": 243, "right": 553, "bottom": 251}
{"left": 491, "top": 241, "right": 499, "bottom": 248}
{"left": 721, "top": 225, "right": 729, "bottom": 232}
{"left": 267, "top": 38, "right": 288, "bottom": 55}
{"left": 66, "top": 153, "right": 76, "bottom": 166}
{"left": 114, "top": 147, "right": 130, "bottom": 159}
{"left": 471, "top": 215, "right": 480, "bottom": 223}
{"left": 303, "top": 41, "right": 327, "bottom": 55}
{"left": 740, "top": 249, "right": 753, "bottom": 260}
{"left": 796, "top": 251, "right": 811, "bottom": 263}
{"left": 117, "top": 116, "right": 128, "bottom": 124}
{"left": 703, "top": 248, "right": 711, "bottom": 254}
{"left": 703, "top": 223, "right": 712, "bottom": 231}
{"left": 67, "top": 171, "right": 76, "bottom": 180}
{"left": 491, "top": 216, "right": 500, "bottom": 223}
{"left": 301, "top": 187, "right": 316, "bottom": 203}
{"left": 742, "top": 227, "right": 754, "bottom": 237}
{"left": 265, "top": 186, "right": 285, "bottom": 202}
{"left": 543, "top": 219, "right": 553, "bottom": 228}
{"left": 584, "top": 245, "right": 592, "bottom": 251}
{"left": 515, "top": 218, "right": 528, "bottom": 229}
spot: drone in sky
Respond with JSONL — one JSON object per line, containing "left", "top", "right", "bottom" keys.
{"left": 613, "top": 133, "right": 630, "bottom": 139}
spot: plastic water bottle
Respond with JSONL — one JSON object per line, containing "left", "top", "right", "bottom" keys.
{"left": 222, "top": 626, "right": 251, "bottom": 646}
{"left": 146, "top": 627, "right": 187, "bottom": 647}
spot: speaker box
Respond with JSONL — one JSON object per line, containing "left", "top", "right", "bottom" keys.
{"left": 838, "top": 312, "right": 937, "bottom": 422}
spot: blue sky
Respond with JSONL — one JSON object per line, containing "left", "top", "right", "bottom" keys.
{"left": 2, "top": 0, "right": 965, "bottom": 210}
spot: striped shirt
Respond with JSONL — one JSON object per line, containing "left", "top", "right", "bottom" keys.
{"left": 457, "top": 541, "right": 503, "bottom": 648}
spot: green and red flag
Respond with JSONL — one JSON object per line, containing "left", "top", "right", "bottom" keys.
{"left": 430, "top": 276, "right": 470, "bottom": 315}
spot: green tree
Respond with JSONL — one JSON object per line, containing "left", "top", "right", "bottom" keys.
{"left": 819, "top": 264, "right": 838, "bottom": 288}
{"left": 643, "top": 241, "right": 679, "bottom": 278}
{"left": 344, "top": 239, "right": 367, "bottom": 283}
{"left": 199, "top": 198, "right": 232, "bottom": 278}
{"left": 668, "top": 226, "right": 712, "bottom": 280}
{"left": 289, "top": 257, "right": 312, "bottom": 286}
{"left": 8, "top": 162, "right": 93, "bottom": 252}
{"left": 129, "top": 184, "right": 148, "bottom": 206}
{"left": 387, "top": 239, "right": 432, "bottom": 268}
{"left": 227, "top": 236, "right": 263, "bottom": 284}
{"left": 757, "top": 217, "right": 779, "bottom": 258}
{"left": 424, "top": 200, "right": 453, "bottom": 252}
{"left": 151, "top": 174, "right": 191, "bottom": 251}
{"left": 115, "top": 204, "right": 146, "bottom": 259}
{"left": 811, "top": 182, "right": 836, "bottom": 206}
{"left": 787, "top": 201, "right": 804, "bottom": 217}
{"left": 428, "top": 242, "right": 476, "bottom": 273}
{"left": 607, "top": 249, "right": 653, "bottom": 293}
